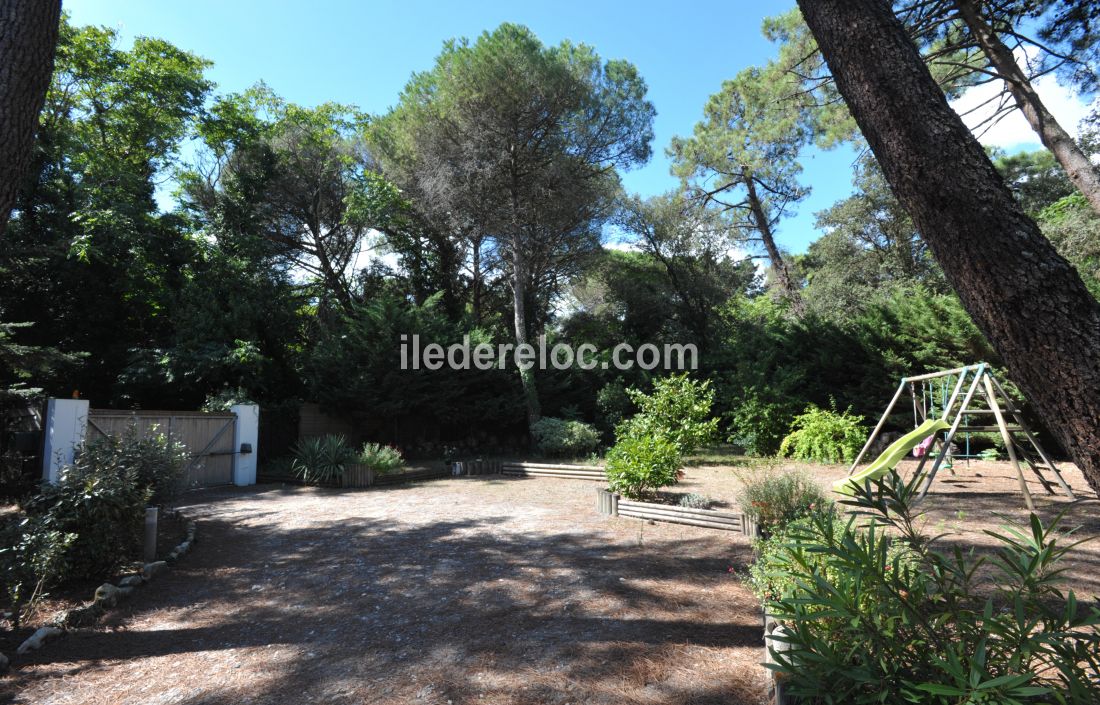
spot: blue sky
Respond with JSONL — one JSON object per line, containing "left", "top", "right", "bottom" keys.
{"left": 66, "top": 0, "right": 1076, "bottom": 254}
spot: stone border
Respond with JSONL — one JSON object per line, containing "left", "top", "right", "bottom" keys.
{"left": 3, "top": 509, "right": 197, "bottom": 669}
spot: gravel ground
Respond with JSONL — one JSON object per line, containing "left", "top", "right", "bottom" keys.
{"left": 3, "top": 475, "right": 765, "bottom": 705}
{"left": 5, "top": 456, "right": 1097, "bottom": 705}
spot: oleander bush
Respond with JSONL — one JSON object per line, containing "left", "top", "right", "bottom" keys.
{"left": 759, "top": 471, "right": 1100, "bottom": 704}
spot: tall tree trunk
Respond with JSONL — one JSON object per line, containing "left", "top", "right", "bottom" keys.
{"left": 743, "top": 170, "right": 804, "bottom": 315}
{"left": 954, "top": 0, "right": 1100, "bottom": 216}
{"left": 797, "top": 0, "right": 1100, "bottom": 495}
{"left": 0, "top": 0, "right": 61, "bottom": 236}
{"left": 470, "top": 234, "right": 482, "bottom": 325}
{"left": 510, "top": 236, "right": 541, "bottom": 427}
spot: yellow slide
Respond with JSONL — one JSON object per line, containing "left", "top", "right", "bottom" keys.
{"left": 834, "top": 417, "right": 950, "bottom": 495}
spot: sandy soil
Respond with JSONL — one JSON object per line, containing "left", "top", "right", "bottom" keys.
{"left": 3, "top": 476, "right": 765, "bottom": 705}
{"left": 681, "top": 457, "right": 1100, "bottom": 600}
{"left": 4, "top": 456, "right": 1097, "bottom": 705}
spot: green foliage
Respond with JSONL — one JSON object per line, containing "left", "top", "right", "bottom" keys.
{"left": 761, "top": 472, "right": 1100, "bottom": 704}
{"left": 605, "top": 433, "right": 682, "bottom": 500}
{"left": 75, "top": 425, "right": 189, "bottom": 506}
{"left": 737, "top": 468, "right": 828, "bottom": 534}
{"left": 0, "top": 429, "right": 186, "bottom": 618}
{"left": 778, "top": 401, "right": 866, "bottom": 464}
{"left": 357, "top": 443, "right": 405, "bottom": 476}
{"left": 530, "top": 417, "right": 601, "bottom": 458}
{"left": 1038, "top": 193, "right": 1100, "bottom": 300}
{"left": 726, "top": 392, "right": 796, "bottom": 457}
{"left": 292, "top": 435, "right": 358, "bottom": 485}
{"left": 677, "top": 493, "right": 711, "bottom": 509}
{"left": 622, "top": 374, "right": 719, "bottom": 455}
{"left": 595, "top": 381, "right": 633, "bottom": 432}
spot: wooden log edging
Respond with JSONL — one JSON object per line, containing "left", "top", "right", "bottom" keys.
{"left": 502, "top": 462, "right": 606, "bottom": 481}
{"left": 595, "top": 488, "right": 754, "bottom": 535}
{"left": 373, "top": 466, "right": 453, "bottom": 485}
{"left": 452, "top": 460, "right": 503, "bottom": 476}
{"left": 764, "top": 614, "right": 796, "bottom": 705}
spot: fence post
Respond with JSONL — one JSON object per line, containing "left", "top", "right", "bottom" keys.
{"left": 41, "top": 398, "right": 89, "bottom": 484}
{"left": 230, "top": 404, "right": 259, "bottom": 486}
{"left": 144, "top": 506, "right": 159, "bottom": 562}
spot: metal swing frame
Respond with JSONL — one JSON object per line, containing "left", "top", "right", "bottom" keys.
{"left": 847, "top": 363, "right": 1076, "bottom": 511}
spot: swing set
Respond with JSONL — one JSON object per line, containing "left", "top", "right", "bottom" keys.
{"left": 835, "top": 362, "right": 1076, "bottom": 510}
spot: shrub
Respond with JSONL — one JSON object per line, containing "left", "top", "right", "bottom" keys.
{"left": 292, "top": 435, "right": 358, "bottom": 485}
{"left": 530, "top": 417, "right": 601, "bottom": 457}
{"left": 1, "top": 434, "right": 169, "bottom": 619}
{"left": 747, "top": 504, "right": 919, "bottom": 605}
{"left": 778, "top": 401, "right": 866, "bottom": 464}
{"left": 76, "top": 425, "right": 189, "bottom": 506}
{"left": 678, "top": 492, "right": 711, "bottom": 509}
{"left": 605, "top": 433, "right": 681, "bottom": 499}
{"left": 623, "top": 374, "right": 719, "bottom": 455}
{"left": 726, "top": 393, "right": 796, "bottom": 456}
{"left": 358, "top": 442, "right": 404, "bottom": 475}
{"left": 762, "top": 471, "right": 1100, "bottom": 704}
{"left": 738, "top": 468, "right": 828, "bottom": 535}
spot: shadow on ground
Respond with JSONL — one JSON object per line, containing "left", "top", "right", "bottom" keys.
{"left": 4, "top": 480, "right": 764, "bottom": 705}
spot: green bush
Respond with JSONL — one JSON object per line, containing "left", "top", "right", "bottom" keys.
{"left": 761, "top": 472, "right": 1100, "bottom": 703}
{"left": 778, "top": 401, "right": 866, "bottom": 464}
{"left": 738, "top": 468, "right": 828, "bottom": 535}
{"left": 76, "top": 425, "right": 189, "bottom": 506}
{"left": 292, "top": 434, "right": 358, "bottom": 485}
{"left": 605, "top": 433, "right": 681, "bottom": 499}
{"left": 0, "top": 430, "right": 183, "bottom": 619}
{"left": 623, "top": 374, "right": 719, "bottom": 455}
{"left": 726, "top": 393, "right": 796, "bottom": 456}
{"left": 530, "top": 417, "right": 601, "bottom": 457}
{"left": 358, "top": 442, "right": 404, "bottom": 475}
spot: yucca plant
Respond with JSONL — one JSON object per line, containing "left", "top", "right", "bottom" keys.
{"left": 291, "top": 435, "right": 357, "bottom": 485}
{"left": 358, "top": 443, "right": 404, "bottom": 476}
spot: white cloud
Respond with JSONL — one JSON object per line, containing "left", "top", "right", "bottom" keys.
{"left": 949, "top": 48, "right": 1095, "bottom": 150}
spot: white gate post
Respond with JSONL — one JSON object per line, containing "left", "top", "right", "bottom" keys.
{"left": 230, "top": 404, "right": 259, "bottom": 486}
{"left": 42, "top": 398, "right": 90, "bottom": 484}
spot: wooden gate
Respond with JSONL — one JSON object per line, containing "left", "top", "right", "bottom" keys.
{"left": 86, "top": 409, "right": 236, "bottom": 487}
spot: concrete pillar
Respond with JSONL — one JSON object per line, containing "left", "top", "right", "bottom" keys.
{"left": 230, "top": 404, "right": 259, "bottom": 486}
{"left": 42, "top": 398, "right": 90, "bottom": 483}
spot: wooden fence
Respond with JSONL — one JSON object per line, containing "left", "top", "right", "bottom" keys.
{"left": 86, "top": 409, "right": 236, "bottom": 487}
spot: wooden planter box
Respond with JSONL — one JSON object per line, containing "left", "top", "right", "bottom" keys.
{"left": 595, "top": 488, "right": 752, "bottom": 535}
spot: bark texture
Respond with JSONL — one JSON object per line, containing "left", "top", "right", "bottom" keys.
{"left": 953, "top": 0, "right": 1100, "bottom": 216}
{"left": 743, "top": 170, "right": 803, "bottom": 315}
{"left": 0, "top": 0, "right": 61, "bottom": 235}
{"left": 797, "top": 0, "right": 1100, "bottom": 495}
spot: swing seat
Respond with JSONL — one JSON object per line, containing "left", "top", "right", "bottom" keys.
{"left": 834, "top": 418, "right": 950, "bottom": 496}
